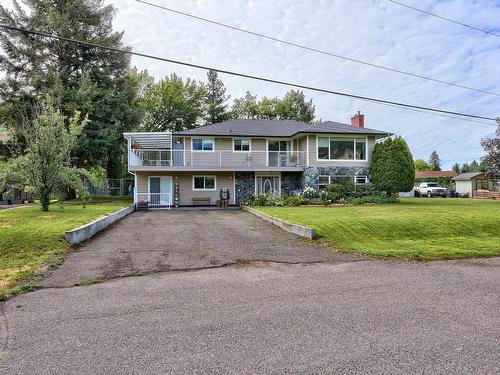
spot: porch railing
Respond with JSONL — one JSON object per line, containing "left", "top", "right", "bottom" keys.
{"left": 129, "top": 149, "right": 306, "bottom": 168}
{"left": 136, "top": 192, "right": 171, "bottom": 210}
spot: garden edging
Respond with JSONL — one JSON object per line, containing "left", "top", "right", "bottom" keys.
{"left": 242, "top": 205, "right": 316, "bottom": 239}
{"left": 64, "top": 205, "right": 135, "bottom": 245}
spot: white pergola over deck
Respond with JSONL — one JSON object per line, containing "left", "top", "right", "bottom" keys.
{"left": 124, "top": 132, "right": 175, "bottom": 168}
{"left": 123, "top": 132, "right": 172, "bottom": 149}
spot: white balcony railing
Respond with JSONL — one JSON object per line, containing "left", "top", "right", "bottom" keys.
{"left": 136, "top": 192, "right": 171, "bottom": 210}
{"left": 129, "top": 149, "right": 307, "bottom": 168}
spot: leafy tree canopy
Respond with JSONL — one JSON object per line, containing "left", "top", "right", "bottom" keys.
{"left": 230, "top": 90, "right": 315, "bottom": 123}
{"left": 371, "top": 136, "right": 415, "bottom": 194}
{"left": 7, "top": 97, "right": 97, "bottom": 211}
{"left": 414, "top": 159, "right": 430, "bottom": 171}
{"left": 481, "top": 119, "right": 500, "bottom": 180}
{"left": 0, "top": 0, "right": 142, "bottom": 177}
{"left": 139, "top": 73, "right": 205, "bottom": 132}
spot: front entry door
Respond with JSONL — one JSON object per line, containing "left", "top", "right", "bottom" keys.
{"left": 149, "top": 176, "right": 172, "bottom": 206}
{"left": 256, "top": 175, "right": 280, "bottom": 196}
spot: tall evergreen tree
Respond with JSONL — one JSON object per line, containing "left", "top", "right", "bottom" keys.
{"left": 371, "top": 137, "right": 415, "bottom": 194}
{"left": 428, "top": 150, "right": 441, "bottom": 171}
{"left": 0, "top": 0, "right": 142, "bottom": 177}
{"left": 451, "top": 163, "right": 460, "bottom": 174}
{"left": 204, "top": 70, "right": 229, "bottom": 124}
{"left": 469, "top": 160, "right": 480, "bottom": 172}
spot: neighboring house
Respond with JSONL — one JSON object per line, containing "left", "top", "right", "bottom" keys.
{"left": 452, "top": 172, "right": 500, "bottom": 199}
{"left": 124, "top": 113, "right": 390, "bottom": 207}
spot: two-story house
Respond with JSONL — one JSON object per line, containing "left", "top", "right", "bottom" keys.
{"left": 124, "top": 113, "right": 390, "bottom": 208}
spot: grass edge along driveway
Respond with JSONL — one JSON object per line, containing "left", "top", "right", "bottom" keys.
{"left": 0, "top": 197, "right": 132, "bottom": 300}
{"left": 257, "top": 198, "right": 500, "bottom": 261}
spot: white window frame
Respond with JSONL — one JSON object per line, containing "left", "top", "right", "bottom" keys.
{"left": 232, "top": 138, "right": 251, "bottom": 152}
{"left": 316, "top": 136, "right": 368, "bottom": 161}
{"left": 355, "top": 176, "right": 368, "bottom": 185}
{"left": 192, "top": 175, "right": 217, "bottom": 191}
{"left": 318, "top": 175, "right": 369, "bottom": 189}
{"left": 191, "top": 137, "right": 215, "bottom": 152}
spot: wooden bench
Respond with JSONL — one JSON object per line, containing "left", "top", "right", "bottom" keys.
{"left": 192, "top": 197, "right": 211, "bottom": 207}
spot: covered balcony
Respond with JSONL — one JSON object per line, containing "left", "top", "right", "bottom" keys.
{"left": 125, "top": 132, "right": 306, "bottom": 170}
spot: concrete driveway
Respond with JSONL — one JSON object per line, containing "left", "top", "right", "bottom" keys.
{"left": 42, "top": 210, "right": 362, "bottom": 287}
{"left": 1, "top": 210, "right": 499, "bottom": 373}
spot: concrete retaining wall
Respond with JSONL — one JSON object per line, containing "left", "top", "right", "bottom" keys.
{"left": 64, "top": 205, "right": 135, "bottom": 245}
{"left": 242, "top": 206, "right": 316, "bottom": 239}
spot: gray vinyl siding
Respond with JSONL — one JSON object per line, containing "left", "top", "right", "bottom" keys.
{"left": 136, "top": 171, "right": 234, "bottom": 206}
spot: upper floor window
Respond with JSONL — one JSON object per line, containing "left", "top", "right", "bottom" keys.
{"left": 233, "top": 139, "right": 251, "bottom": 152}
{"left": 317, "top": 137, "right": 366, "bottom": 161}
{"left": 192, "top": 138, "right": 214, "bottom": 151}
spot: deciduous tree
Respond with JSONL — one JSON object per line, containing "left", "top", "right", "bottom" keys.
{"left": 9, "top": 98, "right": 94, "bottom": 211}
{"left": 414, "top": 159, "right": 430, "bottom": 171}
{"left": 140, "top": 74, "right": 205, "bottom": 132}
{"left": 481, "top": 119, "right": 500, "bottom": 179}
{"left": 230, "top": 90, "right": 315, "bottom": 122}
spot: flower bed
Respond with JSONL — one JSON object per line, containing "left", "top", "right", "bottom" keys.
{"left": 244, "top": 181, "right": 399, "bottom": 207}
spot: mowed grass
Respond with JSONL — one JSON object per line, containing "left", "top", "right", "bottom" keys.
{"left": 0, "top": 196, "right": 132, "bottom": 299}
{"left": 257, "top": 198, "right": 500, "bottom": 261}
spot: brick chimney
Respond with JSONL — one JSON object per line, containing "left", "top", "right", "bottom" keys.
{"left": 351, "top": 111, "right": 364, "bottom": 128}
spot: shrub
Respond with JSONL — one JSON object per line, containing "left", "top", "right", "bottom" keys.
{"left": 371, "top": 136, "right": 415, "bottom": 194}
{"left": 283, "top": 195, "right": 306, "bottom": 206}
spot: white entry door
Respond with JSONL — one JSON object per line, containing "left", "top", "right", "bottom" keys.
{"left": 149, "top": 176, "right": 172, "bottom": 206}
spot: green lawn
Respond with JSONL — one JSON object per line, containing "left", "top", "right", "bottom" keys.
{"left": 257, "top": 198, "right": 500, "bottom": 261}
{"left": 0, "top": 196, "right": 132, "bottom": 299}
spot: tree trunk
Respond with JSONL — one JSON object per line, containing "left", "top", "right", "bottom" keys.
{"left": 40, "top": 189, "right": 50, "bottom": 212}
{"left": 66, "top": 188, "right": 76, "bottom": 200}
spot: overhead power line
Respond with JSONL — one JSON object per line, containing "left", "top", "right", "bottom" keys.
{"left": 135, "top": 0, "right": 500, "bottom": 98}
{"left": 389, "top": 0, "right": 500, "bottom": 38}
{"left": 0, "top": 23, "right": 497, "bottom": 123}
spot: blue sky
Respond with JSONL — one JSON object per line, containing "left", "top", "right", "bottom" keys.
{"left": 6, "top": 0, "right": 500, "bottom": 168}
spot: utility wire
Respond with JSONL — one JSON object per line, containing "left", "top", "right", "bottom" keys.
{"left": 135, "top": 0, "right": 500, "bottom": 98}
{"left": 389, "top": 0, "right": 500, "bottom": 38}
{"left": 0, "top": 23, "right": 497, "bottom": 122}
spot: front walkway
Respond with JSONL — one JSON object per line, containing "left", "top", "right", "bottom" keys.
{"left": 42, "top": 210, "right": 363, "bottom": 287}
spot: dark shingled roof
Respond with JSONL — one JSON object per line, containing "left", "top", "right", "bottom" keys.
{"left": 175, "top": 119, "right": 390, "bottom": 137}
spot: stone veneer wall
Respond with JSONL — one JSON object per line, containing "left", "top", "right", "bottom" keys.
{"left": 235, "top": 171, "right": 255, "bottom": 205}
{"left": 303, "top": 166, "right": 370, "bottom": 190}
{"left": 281, "top": 172, "right": 304, "bottom": 196}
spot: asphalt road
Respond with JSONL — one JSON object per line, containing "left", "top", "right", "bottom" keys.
{"left": 2, "top": 257, "right": 499, "bottom": 374}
